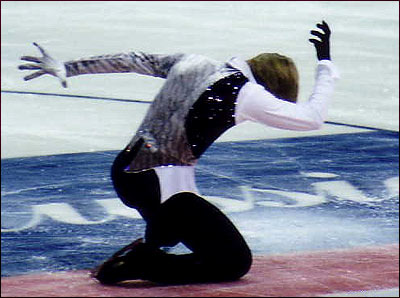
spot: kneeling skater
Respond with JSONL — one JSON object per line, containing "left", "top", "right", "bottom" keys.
{"left": 19, "top": 21, "right": 338, "bottom": 284}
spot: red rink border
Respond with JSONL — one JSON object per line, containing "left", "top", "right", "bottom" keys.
{"left": 2, "top": 244, "right": 398, "bottom": 297}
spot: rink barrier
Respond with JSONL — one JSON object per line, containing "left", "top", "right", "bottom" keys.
{"left": 1, "top": 89, "right": 398, "bottom": 133}
{"left": 1, "top": 89, "right": 151, "bottom": 104}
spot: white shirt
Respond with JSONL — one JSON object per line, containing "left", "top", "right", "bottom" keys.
{"left": 156, "top": 58, "right": 340, "bottom": 202}
{"left": 230, "top": 57, "right": 340, "bottom": 130}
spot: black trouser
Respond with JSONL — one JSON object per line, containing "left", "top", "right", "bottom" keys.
{"left": 111, "top": 144, "right": 252, "bottom": 284}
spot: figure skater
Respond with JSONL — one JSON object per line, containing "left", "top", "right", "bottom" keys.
{"left": 19, "top": 21, "right": 338, "bottom": 284}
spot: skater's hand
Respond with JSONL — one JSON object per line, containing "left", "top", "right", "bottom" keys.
{"left": 309, "top": 21, "right": 331, "bottom": 61}
{"left": 18, "top": 43, "right": 67, "bottom": 88}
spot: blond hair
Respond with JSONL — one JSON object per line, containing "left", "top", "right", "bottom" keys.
{"left": 247, "top": 53, "right": 299, "bottom": 103}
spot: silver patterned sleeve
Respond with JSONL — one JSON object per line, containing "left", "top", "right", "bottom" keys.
{"left": 64, "top": 52, "right": 185, "bottom": 79}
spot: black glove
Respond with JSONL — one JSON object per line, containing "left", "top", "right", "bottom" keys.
{"left": 309, "top": 21, "right": 331, "bottom": 60}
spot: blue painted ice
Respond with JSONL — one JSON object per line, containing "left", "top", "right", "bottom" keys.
{"left": 1, "top": 131, "right": 398, "bottom": 276}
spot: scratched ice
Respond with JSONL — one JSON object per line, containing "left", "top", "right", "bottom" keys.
{"left": 1, "top": 1, "right": 399, "bottom": 278}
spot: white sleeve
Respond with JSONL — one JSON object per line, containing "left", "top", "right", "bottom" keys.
{"left": 235, "top": 60, "right": 340, "bottom": 131}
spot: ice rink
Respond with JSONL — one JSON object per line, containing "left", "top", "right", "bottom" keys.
{"left": 1, "top": 1, "right": 399, "bottom": 297}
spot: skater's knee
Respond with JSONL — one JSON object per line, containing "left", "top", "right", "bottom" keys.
{"left": 208, "top": 246, "right": 252, "bottom": 282}
{"left": 235, "top": 250, "right": 253, "bottom": 279}
{"left": 225, "top": 249, "right": 252, "bottom": 280}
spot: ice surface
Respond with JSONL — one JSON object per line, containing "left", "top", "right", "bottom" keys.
{"left": 1, "top": 3, "right": 399, "bottom": 289}
{"left": 1, "top": 1, "right": 399, "bottom": 158}
{"left": 2, "top": 132, "right": 398, "bottom": 276}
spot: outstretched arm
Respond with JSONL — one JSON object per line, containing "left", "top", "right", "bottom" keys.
{"left": 64, "top": 52, "right": 184, "bottom": 79}
{"left": 235, "top": 21, "right": 339, "bottom": 131}
{"left": 19, "top": 43, "right": 184, "bottom": 88}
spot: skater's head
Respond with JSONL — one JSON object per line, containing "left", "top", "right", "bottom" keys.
{"left": 247, "top": 53, "right": 299, "bottom": 103}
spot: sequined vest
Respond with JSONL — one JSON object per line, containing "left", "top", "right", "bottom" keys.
{"left": 127, "top": 56, "right": 248, "bottom": 172}
{"left": 185, "top": 72, "right": 248, "bottom": 158}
